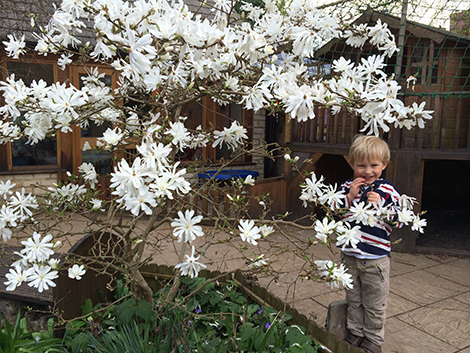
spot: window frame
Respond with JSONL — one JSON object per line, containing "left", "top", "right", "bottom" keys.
{"left": 70, "top": 65, "right": 119, "bottom": 175}
{"left": 182, "top": 97, "right": 253, "bottom": 165}
{"left": 1, "top": 57, "right": 62, "bottom": 173}
{"left": 407, "top": 40, "right": 440, "bottom": 86}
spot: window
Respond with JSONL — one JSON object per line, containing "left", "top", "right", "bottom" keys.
{"left": 1, "top": 60, "right": 60, "bottom": 172}
{"left": 71, "top": 66, "right": 118, "bottom": 175}
{"left": 408, "top": 40, "right": 440, "bottom": 85}
{"left": 177, "top": 98, "right": 253, "bottom": 164}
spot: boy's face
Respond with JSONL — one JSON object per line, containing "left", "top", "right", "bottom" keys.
{"left": 352, "top": 158, "right": 389, "bottom": 186}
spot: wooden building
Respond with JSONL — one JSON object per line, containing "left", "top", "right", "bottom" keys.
{"left": 281, "top": 10, "right": 470, "bottom": 252}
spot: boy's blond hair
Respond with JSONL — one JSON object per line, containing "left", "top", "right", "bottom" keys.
{"left": 349, "top": 135, "right": 390, "bottom": 165}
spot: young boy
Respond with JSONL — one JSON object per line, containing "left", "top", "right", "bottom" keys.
{"left": 339, "top": 135, "right": 402, "bottom": 353}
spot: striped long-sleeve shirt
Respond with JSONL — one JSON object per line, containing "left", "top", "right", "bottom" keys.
{"left": 338, "top": 179, "right": 403, "bottom": 259}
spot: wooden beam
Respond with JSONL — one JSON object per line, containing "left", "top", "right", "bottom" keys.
{"left": 391, "top": 152, "right": 424, "bottom": 253}
{"left": 287, "top": 142, "right": 350, "bottom": 156}
{"left": 285, "top": 115, "right": 292, "bottom": 144}
{"left": 439, "top": 99, "right": 448, "bottom": 149}
{"left": 454, "top": 98, "right": 462, "bottom": 149}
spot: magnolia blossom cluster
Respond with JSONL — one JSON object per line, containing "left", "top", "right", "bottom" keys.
{"left": 0, "top": 0, "right": 431, "bottom": 147}
{"left": 4, "top": 232, "right": 86, "bottom": 293}
{"left": 300, "top": 172, "right": 427, "bottom": 252}
{"left": 330, "top": 56, "right": 433, "bottom": 136}
{"left": 0, "top": 0, "right": 433, "bottom": 292}
{"left": 315, "top": 260, "right": 353, "bottom": 289}
{"left": 0, "top": 180, "right": 38, "bottom": 242}
{"left": 171, "top": 197, "right": 275, "bottom": 278}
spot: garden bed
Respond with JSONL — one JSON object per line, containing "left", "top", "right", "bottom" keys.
{"left": 141, "top": 264, "right": 359, "bottom": 353}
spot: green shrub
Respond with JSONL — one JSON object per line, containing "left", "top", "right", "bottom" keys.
{"left": 61, "top": 277, "right": 321, "bottom": 353}
{"left": 0, "top": 310, "right": 63, "bottom": 353}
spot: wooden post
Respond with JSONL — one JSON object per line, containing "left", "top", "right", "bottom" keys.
{"left": 391, "top": 152, "right": 424, "bottom": 253}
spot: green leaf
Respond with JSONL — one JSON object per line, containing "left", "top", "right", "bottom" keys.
{"left": 239, "top": 327, "right": 257, "bottom": 350}
{"left": 115, "top": 298, "right": 137, "bottom": 325}
{"left": 70, "top": 332, "right": 91, "bottom": 352}
{"left": 81, "top": 298, "right": 93, "bottom": 317}
{"left": 134, "top": 300, "right": 154, "bottom": 322}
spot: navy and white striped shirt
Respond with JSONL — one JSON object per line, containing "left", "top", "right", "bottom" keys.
{"left": 338, "top": 179, "right": 403, "bottom": 259}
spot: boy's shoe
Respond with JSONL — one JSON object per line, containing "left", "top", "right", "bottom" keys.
{"left": 344, "top": 333, "right": 364, "bottom": 347}
{"left": 360, "top": 338, "right": 382, "bottom": 353}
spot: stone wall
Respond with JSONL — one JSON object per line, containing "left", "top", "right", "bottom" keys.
{"left": 0, "top": 172, "right": 59, "bottom": 194}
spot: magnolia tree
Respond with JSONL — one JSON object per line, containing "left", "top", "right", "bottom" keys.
{"left": 1, "top": 0, "right": 429, "bottom": 311}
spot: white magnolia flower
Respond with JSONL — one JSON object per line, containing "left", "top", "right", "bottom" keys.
{"left": 398, "top": 194, "right": 417, "bottom": 209}
{"left": 336, "top": 224, "right": 361, "bottom": 250}
{"left": 175, "top": 246, "right": 207, "bottom": 278}
{"left": 317, "top": 184, "right": 344, "bottom": 209}
{"left": 239, "top": 219, "right": 262, "bottom": 245}
{"left": 260, "top": 225, "right": 274, "bottom": 237}
{"left": 100, "top": 127, "right": 125, "bottom": 149}
{"left": 171, "top": 209, "right": 204, "bottom": 243}
{"left": 349, "top": 201, "right": 376, "bottom": 226}
{"left": 285, "top": 85, "right": 315, "bottom": 122}
{"left": 57, "top": 53, "right": 74, "bottom": 70}
{"left": 300, "top": 173, "right": 326, "bottom": 204}
{"left": 4, "top": 265, "right": 31, "bottom": 291}
{"left": 411, "top": 215, "right": 427, "bottom": 234}
{"left": 0, "top": 180, "right": 15, "bottom": 199}
{"left": 68, "top": 264, "right": 86, "bottom": 280}
{"left": 20, "top": 232, "right": 54, "bottom": 263}
{"left": 315, "top": 260, "right": 335, "bottom": 278}
{"left": 332, "top": 57, "right": 354, "bottom": 72}
{"left": 3, "top": 34, "right": 26, "bottom": 58}
{"left": 90, "top": 198, "right": 103, "bottom": 211}
{"left": 9, "top": 189, "right": 38, "bottom": 221}
{"left": 82, "top": 141, "right": 92, "bottom": 151}
{"left": 124, "top": 191, "right": 157, "bottom": 216}
{"left": 314, "top": 217, "right": 336, "bottom": 243}
{"left": 27, "top": 264, "right": 58, "bottom": 293}
{"left": 110, "top": 157, "right": 147, "bottom": 197}
{"left": 48, "top": 258, "right": 60, "bottom": 269}
{"left": 78, "top": 163, "right": 98, "bottom": 188}
{"left": 248, "top": 256, "right": 269, "bottom": 269}
{"left": 332, "top": 264, "right": 353, "bottom": 290}
{"left": 398, "top": 209, "right": 414, "bottom": 224}
{"left": 244, "top": 175, "right": 255, "bottom": 186}
{"left": 212, "top": 121, "right": 247, "bottom": 151}
{"left": 315, "top": 260, "right": 353, "bottom": 289}
{"left": 0, "top": 226, "right": 12, "bottom": 242}
{"left": 0, "top": 205, "right": 19, "bottom": 227}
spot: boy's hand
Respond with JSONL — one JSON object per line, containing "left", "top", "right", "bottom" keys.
{"left": 367, "top": 191, "right": 381, "bottom": 205}
{"left": 347, "top": 177, "right": 365, "bottom": 203}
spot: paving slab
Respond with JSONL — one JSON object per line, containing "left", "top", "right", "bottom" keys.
{"left": 310, "top": 288, "right": 345, "bottom": 309}
{"left": 389, "top": 270, "right": 468, "bottom": 306}
{"left": 386, "top": 291, "right": 421, "bottom": 318}
{"left": 396, "top": 297, "right": 470, "bottom": 349}
{"left": 257, "top": 276, "right": 323, "bottom": 304}
{"left": 382, "top": 317, "right": 459, "bottom": 353}
{"left": 389, "top": 252, "right": 442, "bottom": 277}
{"left": 423, "top": 258, "right": 470, "bottom": 287}
{"left": 457, "top": 346, "right": 470, "bottom": 353}
{"left": 454, "top": 292, "right": 470, "bottom": 306}
{"left": 292, "top": 297, "right": 326, "bottom": 324}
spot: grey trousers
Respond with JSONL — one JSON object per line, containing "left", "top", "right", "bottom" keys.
{"left": 342, "top": 254, "right": 390, "bottom": 346}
